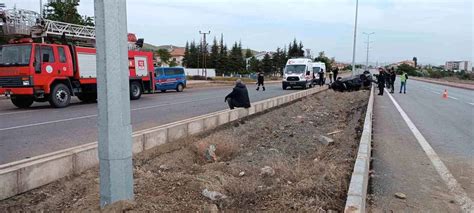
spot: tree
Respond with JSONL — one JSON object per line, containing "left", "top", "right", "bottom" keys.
{"left": 261, "top": 53, "right": 273, "bottom": 75}
{"left": 44, "top": 2, "right": 94, "bottom": 26}
{"left": 397, "top": 63, "right": 419, "bottom": 76}
{"left": 156, "top": 49, "right": 171, "bottom": 65}
{"left": 188, "top": 41, "right": 199, "bottom": 68}
{"left": 209, "top": 37, "right": 219, "bottom": 69}
{"left": 169, "top": 58, "right": 178, "bottom": 67}
{"left": 183, "top": 42, "right": 190, "bottom": 67}
{"left": 216, "top": 34, "right": 229, "bottom": 75}
{"left": 314, "top": 51, "right": 334, "bottom": 71}
{"left": 248, "top": 56, "right": 260, "bottom": 73}
{"left": 287, "top": 39, "right": 305, "bottom": 58}
{"left": 245, "top": 49, "right": 253, "bottom": 58}
{"left": 413, "top": 57, "right": 418, "bottom": 68}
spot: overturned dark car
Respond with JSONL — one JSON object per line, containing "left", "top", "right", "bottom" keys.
{"left": 329, "top": 71, "right": 373, "bottom": 92}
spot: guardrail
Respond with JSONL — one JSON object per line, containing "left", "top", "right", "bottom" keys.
{"left": 344, "top": 85, "right": 374, "bottom": 212}
{"left": 0, "top": 86, "right": 327, "bottom": 200}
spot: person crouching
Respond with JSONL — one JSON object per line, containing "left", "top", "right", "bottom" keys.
{"left": 225, "top": 79, "right": 251, "bottom": 110}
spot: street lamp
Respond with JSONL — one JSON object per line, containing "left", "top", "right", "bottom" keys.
{"left": 351, "top": 0, "right": 359, "bottom": 76}
{"left": 363, "top": 32, "right": 375, "bottom": 71}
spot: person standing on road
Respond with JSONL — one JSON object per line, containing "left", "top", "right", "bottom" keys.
{"left": 389, "top": 68, "right": 396, "bottom": 93}
{"left": 256, "top": 71, "right": 265, "bottom": 91}
{"left": 376, "top": 68, "right": 386, "bottom": 96}
{"left": 225, "top": 79, "right": 251, "bottom": 110}
{"left": 400, "top": 71, "right": 408, "bottom": 94}
{"left": 328, "top": 68, "right": 333, "bottom": 84}
{"left": 333, "top": 67, "right": 339, "bottom": 82}
{"left": 318, "top": 69, "right": 325, "bottom": 87}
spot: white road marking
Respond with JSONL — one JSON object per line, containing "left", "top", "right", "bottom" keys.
{"left": 449, "top": 96, "right": 459, "bottom": 100}
{"left": 385, "top": 89, "right": 474, "bottom": 212}
{"left": 0, "top": 97, "right": 217, "bottom": 132}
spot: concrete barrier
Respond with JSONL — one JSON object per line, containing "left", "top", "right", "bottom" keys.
{"left": 0, "top": 86, "right": 328, "bottom": 201}
{"left": 344, "top": 85, "right": 375, "bottom": 213}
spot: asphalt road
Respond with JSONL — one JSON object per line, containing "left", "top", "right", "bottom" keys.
{"left": 371, "top": 78, "right": 473, "bottom": 211}
{"left": 0, "top": 82, "right": 306, "bottom": 164}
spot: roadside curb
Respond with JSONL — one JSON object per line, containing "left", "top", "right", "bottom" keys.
{"left": 0, "top": 86, "right": 327, "bottom": 201}
{"left": 412, "top": 77, "right": 474, "bottom": 90}
{"left": 344, "top": 85, "right": 374, "bottom": 213}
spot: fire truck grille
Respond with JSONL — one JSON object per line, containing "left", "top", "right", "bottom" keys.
{"left": 287, "top": 76, "right": 300, "bottom": 81}
{"left": 0, "top": 76, "right": 23, "bottom": 87}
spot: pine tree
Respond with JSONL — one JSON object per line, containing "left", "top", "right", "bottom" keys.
{"left": 261, "top": 53, "right": 273, "bottom": 75}
{"left": 209, "top": 37, "right": 219, "bottom": 69}
{"left": 298, "top": 41, "right": 305, "bottom": 57}
{"left": 245, "top": 49, "right": 253, "bottom": 58}
{"left": 248, "top": 56, "right": 260, "bottom": 73}
{"left": 183, "top": 41, "right": 190, "bottom": 67}
{"left": 188, "top": 41, "right": 199, "bottom": 68}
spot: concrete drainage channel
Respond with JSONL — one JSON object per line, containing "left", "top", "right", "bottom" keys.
{"left": 0, "top": 86, "right": 327, "bottom": 201}
{"left": 344, "top": 85, "right": 375, "bottom": 213}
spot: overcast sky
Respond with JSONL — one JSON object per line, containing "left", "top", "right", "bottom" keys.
{"left": 4, "top": 0, "right": 473, "bottom": 65}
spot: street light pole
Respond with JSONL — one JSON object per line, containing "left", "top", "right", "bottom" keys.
{"left": 351, "top": 0, "right": 359, "bottom": 76}
{"left": 199, "top": 30, "right": 210, "bottom": 77}
{"left": 363, "top": 32, "right": 375, "bottom": 71}
{"left": 94, "top": 0, "right": 133, "bottom": 207}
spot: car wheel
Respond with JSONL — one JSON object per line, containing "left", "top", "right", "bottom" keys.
{"left": 49, "top": 83, "right": 71, "bottom": 108}
{"left": 11, "top": 96, "right": 34, "bottom": 108}
{"left": 282, "top": 85, "right": 287, "bottom": 90}
{"left": 130, "top": 81, "right": 142, "bottom": 100}
{"left": 176, "top": 84, "right": 184, "bottom": 92}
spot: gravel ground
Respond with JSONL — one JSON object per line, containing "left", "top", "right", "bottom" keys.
{"left": 0, "top": 89, "right": 369, "bottom": 212}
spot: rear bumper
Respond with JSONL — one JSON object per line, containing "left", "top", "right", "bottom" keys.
{"left": 282, "top": 80, "right": 308, "bottom": 87}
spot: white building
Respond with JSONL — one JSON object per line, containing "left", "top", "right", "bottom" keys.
{"left": 445, "top": 61, "right": 472, "bottom": 72}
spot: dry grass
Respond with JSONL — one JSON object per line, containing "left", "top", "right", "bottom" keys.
{"left": 191, "top": 132, "right": 240, "bottom": 163}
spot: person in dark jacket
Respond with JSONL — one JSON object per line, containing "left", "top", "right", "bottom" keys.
{"left": 389, "top": 67, "right": 396, "bottom": 93}
{"left": 225, "top": 79, "right": 251, "bottom": 109}
{"left": 318, "top": 69, "right": 325, "bottom": 87}
{"left": 256, "top": 71, "right": 265, "bottom": 91}
{"left": 333, "top": 67, "right": 339, "bottom": 82}
{"left": 376, "top": 68, "right": 386, "bottom": 96}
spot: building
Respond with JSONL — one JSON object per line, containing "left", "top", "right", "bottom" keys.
{"left": 445, "top": 61, "right": 472, "bottom": 72}
{"left": 170, "top": 47, "right": 185, "bottom": 66}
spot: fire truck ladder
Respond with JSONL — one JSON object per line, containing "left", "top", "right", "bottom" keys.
{"left": 33, "top": 19, "right": 95, "bottom": 41}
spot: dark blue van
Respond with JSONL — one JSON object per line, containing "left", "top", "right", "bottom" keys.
{"left": 154, "top": 67, "right": 187, "bottom": 92}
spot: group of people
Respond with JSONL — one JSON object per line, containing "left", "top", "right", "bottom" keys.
{"left": 376, "top": 67, "right": 408, "bottom": 96}
{"left": 316, "top": 67, "right": 340, "bottom": 87}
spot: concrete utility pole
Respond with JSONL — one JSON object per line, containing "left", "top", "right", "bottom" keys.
{"left": 199, "top": 30, "right": 210, "bottom": 77}
{"left": 363, "top": 32, "right": 375, "bottom": 71}
{"left": 39, "top": 0, "right": 43, "bottom": 17}
{"left": 94, "top": 0, "right": 133, "bottom": 207}
{"left": 351, "top": 0, "right": 359, "bottom": 76}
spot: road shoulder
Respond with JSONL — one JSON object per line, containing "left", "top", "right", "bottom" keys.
{"left": 369, "top": 92, "right": 459, "bottom": 212}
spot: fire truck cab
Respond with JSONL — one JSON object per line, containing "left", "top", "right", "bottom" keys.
{"left": 0, "top": 40, "right": 155, "bottom": 108}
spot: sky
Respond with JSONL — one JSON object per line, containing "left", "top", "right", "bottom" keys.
{"left": 3, "top": 0, "right": 473, "bottom": 65}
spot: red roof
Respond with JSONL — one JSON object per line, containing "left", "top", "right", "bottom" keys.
{"left": 170, "top": 48, "right": 185, "bottom": 57}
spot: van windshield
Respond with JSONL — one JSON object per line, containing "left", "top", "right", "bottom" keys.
{"left": 285, "top": 65, "right": 306, "bottom": 74}
{"left": 0, "top": 45, "right": 32, "bottom": 66}
{"left": 313, "top": 67, "right": 321, "bottom": 72}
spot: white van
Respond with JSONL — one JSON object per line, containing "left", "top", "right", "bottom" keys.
{"left": 282, "top": 58, "right": 314, "bottom": 90}
{"left": 312, "top": 62, "right": 326, "bottom": 84}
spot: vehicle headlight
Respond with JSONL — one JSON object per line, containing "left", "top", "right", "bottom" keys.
{"left": 23, "top": 81, "right": 30, "bottom": 86}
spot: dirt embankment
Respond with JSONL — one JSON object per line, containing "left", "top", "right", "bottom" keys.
{"left": 0, "top": 90, "right": 369, "bottom": 212}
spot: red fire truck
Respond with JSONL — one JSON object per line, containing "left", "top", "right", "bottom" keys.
{"left": 0, "top": 12, "right": 155, "bottom": 108}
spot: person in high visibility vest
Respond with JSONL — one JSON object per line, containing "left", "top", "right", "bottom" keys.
{"left": 400, "top": 72, "right": 408, "bottom": 94}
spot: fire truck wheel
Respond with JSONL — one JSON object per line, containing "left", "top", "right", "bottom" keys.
{"left": 176, "top": 84, "right": 184, "bottom": 92}
{"left": 49, "top": 83, "right": 71, "bottom": 108}
{"left": 130, "top": 81, "right": 142, "bottom": 100}
{"left": 11, "top": 96, "right": 34, "bottom": 108}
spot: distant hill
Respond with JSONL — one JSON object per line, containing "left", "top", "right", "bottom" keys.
{"left": 143, "top": 43, "right": 260, "bottom": 56}
{"left": 142, "top": 43, "right": 183, "bottom": 51}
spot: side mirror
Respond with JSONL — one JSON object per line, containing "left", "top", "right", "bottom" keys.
{"left": 42, "top": 54, "right": 49, "bottom": 62}
{"left": 306, "top": 71, "right": 310, "bottom": 76}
